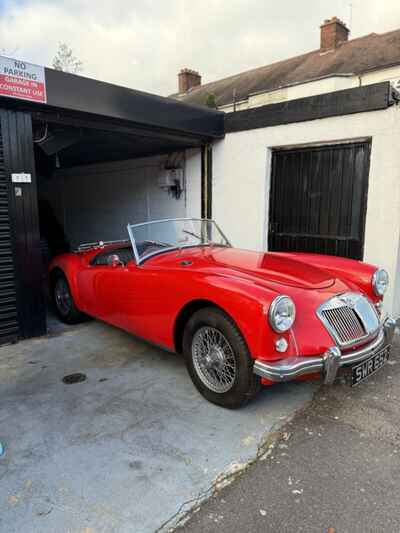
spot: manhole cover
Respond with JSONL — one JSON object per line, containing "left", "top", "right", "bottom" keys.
{"left": 62, "top": 373, "right": 87, "bottom": 385}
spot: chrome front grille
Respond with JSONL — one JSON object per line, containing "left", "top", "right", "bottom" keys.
{"left": 317, "top": 293, "right": 380, "bottom": 348}
{"left": 321, "top": 307, "right": 366, "bottom": 344}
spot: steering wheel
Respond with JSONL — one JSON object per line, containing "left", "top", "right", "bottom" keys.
{"left": 107, "top": 254, "right": 124, "bottom": 267}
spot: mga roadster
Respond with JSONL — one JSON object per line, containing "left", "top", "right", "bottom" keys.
{"left": 50, "top": 218, "right": 395, "bottom": 408}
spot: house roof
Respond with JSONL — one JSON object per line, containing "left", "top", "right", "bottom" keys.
{"left": 174, "top": 28, "right": 400, "bottom": 107}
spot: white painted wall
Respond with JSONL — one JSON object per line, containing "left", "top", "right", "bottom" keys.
{"left": 185, "top": 148, "right": 202, "bottom": 218}
{"left": 218, "top": 66, "right": 400, "bottom": 113}
{"left": 362, "top": 65, "right": 400, "bottom": 91}
{"left": 186, "top": 106, "right": 400, "bottom": 317}
{"left": 248, "top": 76, "right": 357, "bottom": 109}
{"left": 219, "top": 76, "right": 358, "bottom": 112}
{"left": 39, "top": 153, "right": 202, "bottom": 249}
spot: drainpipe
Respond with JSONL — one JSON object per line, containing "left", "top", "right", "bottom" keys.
{"left": 201, "top": 144, "right": 213, "bottom": 219}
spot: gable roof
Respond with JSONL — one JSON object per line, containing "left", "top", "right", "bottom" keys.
{"left": 174, "top": 28, "right": 400, "bottom": 108}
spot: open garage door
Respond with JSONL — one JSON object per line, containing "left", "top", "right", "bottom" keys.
{"left": 34, "top": 121, "right": 211, "bottom": 339}
{"left": 268, "top": 141, "right": 371, "bottom": 259}
{"left": 33, "top": 113, "right": 211, "bottom": 250}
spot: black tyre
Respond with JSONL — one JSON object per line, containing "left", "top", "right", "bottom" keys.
{"left": 52, "top": 272, "right": 85, "bottom": 324}
{"left": 183, "top": 307, "right": 261, "bottom": 408}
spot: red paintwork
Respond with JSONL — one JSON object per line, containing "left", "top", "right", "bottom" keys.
{"left": 49, "top": 245, "right": 381, "bottom": 385}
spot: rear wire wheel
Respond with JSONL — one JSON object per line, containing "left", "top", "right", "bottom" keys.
{"left": 183, "top": 307, "right": 260, "bottom": 408}
{"left": 53, "top": 273, "right": 85, "bottom": 324}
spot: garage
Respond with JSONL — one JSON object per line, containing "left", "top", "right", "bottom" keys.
{"left": 0, "top": 57, "right": 223, "bottom": 345}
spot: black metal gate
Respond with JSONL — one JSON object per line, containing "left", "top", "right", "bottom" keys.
{"left": 0, "top": 124, "right": 19, "bottom": 343}
{"left": 268, "top": 141, "right": 371, "bottom": 260}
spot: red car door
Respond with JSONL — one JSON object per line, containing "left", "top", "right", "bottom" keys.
{"left": 94, "top": 264, "right": 139, "bottom": 328}
{"left": 76, "top": 261, "right": 155, "bottom": 336}
{"left": 100, "top": 261, "right": 174, "bottom": 347}
{"left": 77, "top": 264, "right": 116, "bottom": 321}
{"left": 76, "top": 254, "right": 173, "bottom": 347}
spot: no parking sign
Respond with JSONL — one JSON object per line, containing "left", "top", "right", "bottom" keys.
{"left": 0, "top": 56, "right": 46, "bottom": 103}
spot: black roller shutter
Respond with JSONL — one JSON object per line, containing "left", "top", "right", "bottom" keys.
{"left": 0, "top": 126, "right": 19, "bottom": 342}
{"left": 0, "top": 109, "right": 46, "bottom": 342}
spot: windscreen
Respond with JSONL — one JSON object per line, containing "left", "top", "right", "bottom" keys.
{"left": 127, "top": 218, "right": 230, "bottom": 264}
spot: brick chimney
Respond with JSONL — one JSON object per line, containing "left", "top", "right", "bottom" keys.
{"left": 178, "top": 68, "right": 201, "bottom": 93}
{"left": 320, "top": 17, "right": 349, "bottom": 50}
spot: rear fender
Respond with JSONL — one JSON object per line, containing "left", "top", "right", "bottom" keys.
{"left": 49, "top": 254, "right": 85, "bottom": 310}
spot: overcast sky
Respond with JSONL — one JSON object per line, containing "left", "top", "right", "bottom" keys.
{"left": 0, "top": 0, "right": 399, "bottom": 96}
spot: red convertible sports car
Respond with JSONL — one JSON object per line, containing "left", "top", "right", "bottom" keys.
{"left": 50, "top": 218, "right": 395, "bottom": 408}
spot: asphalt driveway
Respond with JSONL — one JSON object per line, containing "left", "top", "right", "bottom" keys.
{"left": 0, "top": 320, "right": 314, "bottom": 533}
{"left": 180, "top": 332, "right": 400, "bottom": 533}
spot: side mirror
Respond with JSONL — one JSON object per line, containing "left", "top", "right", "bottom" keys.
{"left": 107, "top": 254, "right": 124, "bottom": 268}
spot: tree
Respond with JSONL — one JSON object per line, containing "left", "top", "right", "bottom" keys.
{"left": 205, "top": 93, "right": 218, "bottom": 109}
{"left": 52, "top": 43, "right": 83, "bottom": 74}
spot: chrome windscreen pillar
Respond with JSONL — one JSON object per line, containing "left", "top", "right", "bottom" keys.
{"left": 323, "top": 346, "right": 341, "bottom": 385}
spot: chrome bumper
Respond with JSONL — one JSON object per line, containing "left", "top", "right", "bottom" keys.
{"left": 254, "top": 317, "right": 396, "bottom": 385}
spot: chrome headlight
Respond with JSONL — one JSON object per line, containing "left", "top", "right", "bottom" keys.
{"left": 372, "top": 268, "right": 389, "bottom": 296}
{"left": 269, "top": 295, "right": 296, "bottom": 333}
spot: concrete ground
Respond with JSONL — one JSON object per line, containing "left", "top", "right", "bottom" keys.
{"left": 0, "top": 319, "right": 314, "bottom": 533}
{"left": 181, "top": 334, "right": 400, "bottom": 533}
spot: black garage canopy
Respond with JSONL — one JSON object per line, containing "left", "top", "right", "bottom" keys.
{"left": 44, "top": 68, "right": 224, "bottom": 137}
{"left": 0, "top": 61, "right": 224, "bottom": 166}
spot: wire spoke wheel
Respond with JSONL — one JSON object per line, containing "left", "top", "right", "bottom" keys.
{"left": 55, "top": 277, "right": 72, "bottom": 316}
{"left": 191, "top": 326, "right": 237, "bottom": 393}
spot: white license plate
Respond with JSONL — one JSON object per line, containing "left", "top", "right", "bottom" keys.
{"left": 351, "top": 345, "right": 391, "bottom": 386}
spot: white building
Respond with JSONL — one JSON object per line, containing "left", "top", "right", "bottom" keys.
{"left": 175, "top": 18, "right": 400, "bottom": 318}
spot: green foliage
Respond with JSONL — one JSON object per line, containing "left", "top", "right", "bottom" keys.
{"left": 205, "top": 93, "right": 217, "bottom": 109}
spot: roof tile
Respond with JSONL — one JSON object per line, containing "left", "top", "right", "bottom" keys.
{"left": 175, "top": 29, "right": 400, "bottom": 107}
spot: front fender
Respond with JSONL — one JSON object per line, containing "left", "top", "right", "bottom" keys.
{"left": 184, "top": 272, "right": 358, "bottom": 362}
{"left": 173, "top": 273, "right": 299, "bottom": 361}
{"left": 275, "top": 252, "right": 379, "bottom": 303}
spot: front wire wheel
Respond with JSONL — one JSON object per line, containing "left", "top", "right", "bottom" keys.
{"left": 192, "top": 327, "right": 237, "bottom": 393}
{"left": 183, "top": 307, "right": 260, "bottom": 408}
